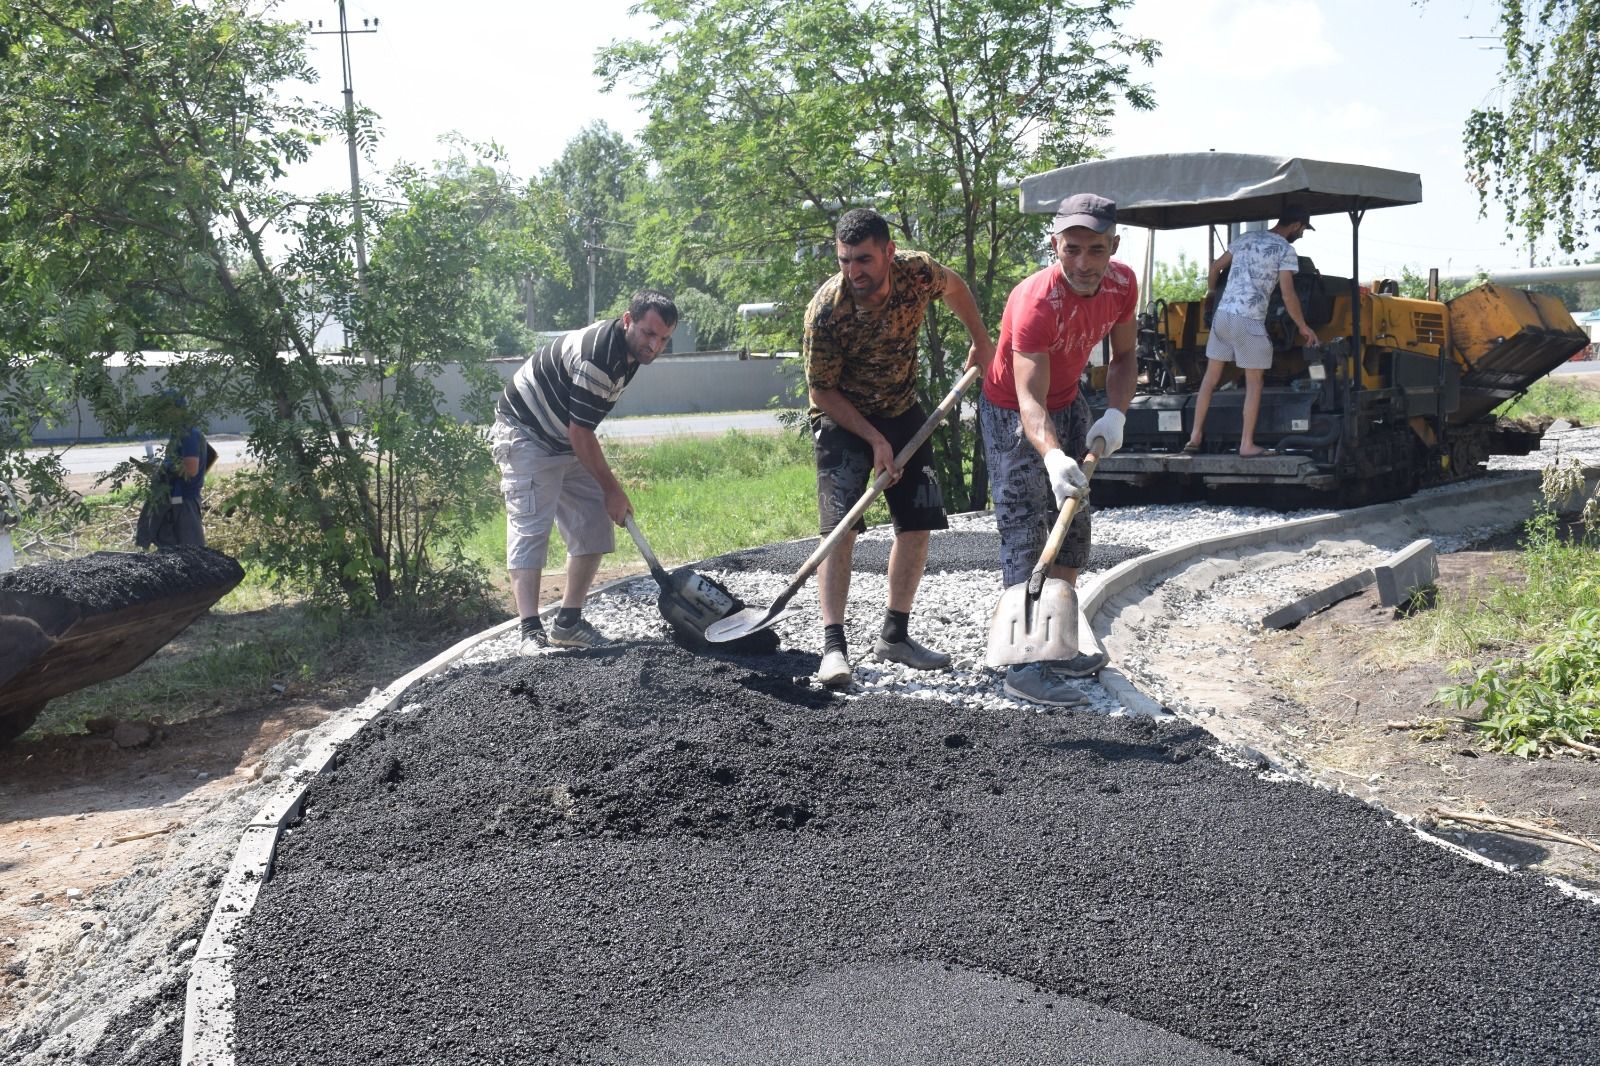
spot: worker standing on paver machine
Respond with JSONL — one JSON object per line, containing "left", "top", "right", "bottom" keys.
{"left": 135, "top": 389, "right": 212, "bottom": 550}
{"left": 1185, "top": 207, "right": 1319, "bottom": 458}
{"left": 492, "top": 290, "right": 678, "bottom": 654}
{"left": 805, "top": 207, "right": 995, "bottom": 689}
{"left": 980, "top": 193, "right": 1138, "bottom": 707}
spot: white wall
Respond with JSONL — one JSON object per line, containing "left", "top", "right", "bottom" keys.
{"left": 27, "top": 354, "right": 803, "bottom": 444}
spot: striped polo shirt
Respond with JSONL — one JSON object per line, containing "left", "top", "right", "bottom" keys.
{"left": 496, "top": 318, "right": 639, "bottom": 454}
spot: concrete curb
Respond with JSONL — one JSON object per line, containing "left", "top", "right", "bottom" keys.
{"left": 1079, "top": 473, "right": 1550, "bottom": 720}
{"left": 1077, "top": 471, "right": 1544, "bottom": 621}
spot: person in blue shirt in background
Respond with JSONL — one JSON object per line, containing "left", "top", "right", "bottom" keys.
{"left": 135, "top": 389, "right": 209, "bottom": 549}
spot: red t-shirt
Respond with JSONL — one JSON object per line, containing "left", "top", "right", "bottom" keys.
{"left": 983, "top": 259, "right": 1138, "bottom": 411}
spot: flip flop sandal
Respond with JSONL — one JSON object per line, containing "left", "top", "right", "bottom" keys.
{"left": 1180, "top": 442, "right": 1201, "bottom": 454}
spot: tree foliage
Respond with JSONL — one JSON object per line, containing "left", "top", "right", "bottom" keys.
{"left": 0, "top": 0, "right": 560, "bottom": 609}
{"left": 1149, "top": 252, "right": 1207, "bottom": 305}
{"left": 526, "top": 123, "right": 648, "bottom": 332}
{"left": 600, "top": 0, "right": 1156, "bottom": 509}
{"left": 1465, "top": 0, "right": 1600, "bottom": 253}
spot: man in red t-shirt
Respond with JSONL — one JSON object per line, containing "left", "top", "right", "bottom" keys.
{"left": 980, "top": 193, "right": 1138, "bottom": 706}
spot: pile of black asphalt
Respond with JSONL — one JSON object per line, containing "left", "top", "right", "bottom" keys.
{"left": 0, "top": 546, "right": 242, "bottom": 613}
{"left": 234, "top": 644, "right": 1600, "bottom": 1065}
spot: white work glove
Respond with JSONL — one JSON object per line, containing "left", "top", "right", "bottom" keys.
{"left": 1086, "top": 408, "right": 1126, "bottom": 458}
{"left": 1043, "top": 448, "right": 1089, "bottom": 506}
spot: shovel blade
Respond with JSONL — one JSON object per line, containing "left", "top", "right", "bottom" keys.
{"left": 984, "top": 578, "right": 1080, "bottom": 669}
{"left": 656, "top": 570, "right": 738, "bottom": 639}
{"left": 705, "top": 603, "right": 795, "bottom": 643}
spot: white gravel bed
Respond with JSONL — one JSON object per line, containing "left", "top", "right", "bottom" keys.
{"left": 464, "top": 502, "right": 1334, "bottom": 717}
{"left": 1488, "top": 421, "right": 1600, "bottom": 470}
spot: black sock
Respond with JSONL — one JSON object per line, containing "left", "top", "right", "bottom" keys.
{"left": 555, "top": 606, "right": 581, "bottom": 628}
{"left": 881, "top": 609, "right": 910, "bottom": 645}
{"left": 823, "top": 623, "right": 848, "bottom": 657}
{"left": 520, "top": 616, "right": 545, "bottom": 640}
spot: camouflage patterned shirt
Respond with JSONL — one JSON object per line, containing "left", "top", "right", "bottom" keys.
{"left": 804, "top": 250, "right": 949, "bottom": 418}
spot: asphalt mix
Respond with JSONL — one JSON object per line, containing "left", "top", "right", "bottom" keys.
{"left": 234, "top": 641, "right": 1600, "bottom": 1065}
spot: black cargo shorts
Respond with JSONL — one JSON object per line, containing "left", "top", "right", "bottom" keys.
{"left": 812, "top": 404, "right": 950, "bottom": 536}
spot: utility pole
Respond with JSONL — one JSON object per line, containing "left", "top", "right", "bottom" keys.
{"left": 585, "top": 217, "right": 598, "bottom": 324}
{"left": 308, "top": 3, "right": 378, "bottom": 359}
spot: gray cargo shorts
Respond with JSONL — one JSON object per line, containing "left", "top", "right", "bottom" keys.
{"left": 980, "top": 392, "right": 1092, "bottom": 588}
{"left": 489, "top": 416, "right": 615, "bottom": 571}
{"left": 1206, "top": 310, "right": 1274, "bottom": 370}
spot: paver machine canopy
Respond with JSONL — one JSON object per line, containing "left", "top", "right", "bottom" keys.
{"left": 1020, "top": 153, "right": 1587, "bottom": 505}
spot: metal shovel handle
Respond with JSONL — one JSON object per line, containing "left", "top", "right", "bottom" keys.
{"left": 1025, "top": 439, "right": 1103, "bottom": 599}
{"left": 772, "top": 365, "right": 982, "bottom": 611}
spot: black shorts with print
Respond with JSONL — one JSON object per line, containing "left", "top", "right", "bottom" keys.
{"left": 812, "top": 404, "right": 950, "bottom": 536}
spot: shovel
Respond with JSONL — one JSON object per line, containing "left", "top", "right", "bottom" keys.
{"left": 705, "top": 365, "right": 982, "bottom": 644}
{"left": 983, "top": 443, "right": 1102, "bottom": 669}
{"left": 624, "top": 514, "right": 755, "bottom": 648}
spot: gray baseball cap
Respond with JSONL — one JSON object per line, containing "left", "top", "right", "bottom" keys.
{"left": 1051, "top": 193, "right": 1117, "bottom": 234}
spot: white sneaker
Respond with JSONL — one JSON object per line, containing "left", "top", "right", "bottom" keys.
{"left": 817, "top": 649, "right": 853, "bottom": 689}
{"left": 518, "top": 636, "right": 549, "bottom": 656}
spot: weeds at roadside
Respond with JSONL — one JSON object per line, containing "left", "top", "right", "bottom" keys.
{"left": 1497, "top": 377, "right": 1600, "bottom": 426}
{"left": 1431, "top": 459, "right": 1600, "bottom": 758}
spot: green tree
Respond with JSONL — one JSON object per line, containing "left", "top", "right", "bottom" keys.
{"left": 1465, "top": 0, "right": 1600, "bottom": 253}
{"left": 526, "top": 123, "right": 648, "bottom": 331}
{"left": 0, "top": 1, "right": 560, "bottom": 608}
{"left": 600, "top": 0, "right": 1156, "bottom": 510}
{"left": 1396, "top": 266, "right": 1482, "bottom": 302}
{"left": 1149, "top": 252, "right": 1208, "bottom": 304}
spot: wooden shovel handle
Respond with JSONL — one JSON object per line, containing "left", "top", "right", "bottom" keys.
{"left": 1026, "top": 442, "right": 1103, "bottom": 598}
{"left": 777, "top": 365, "right": 982, "bottom": 606}
{"left": 623, "top": 514, "right": 670, "bottom": 580}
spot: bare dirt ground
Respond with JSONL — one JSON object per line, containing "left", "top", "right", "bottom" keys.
{"left": 0, "top": 561, "right": 644, "bottom": 1052}
{"left": 1248, "top": 544, "right": 1599, "bottom": 888}
{"left": 1130, "top": 534, "right": 1600, "bottom": 892}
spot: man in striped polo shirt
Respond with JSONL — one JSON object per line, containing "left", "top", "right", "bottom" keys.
{"left": 491, "top": 290, "right": 678, "bottom": 652}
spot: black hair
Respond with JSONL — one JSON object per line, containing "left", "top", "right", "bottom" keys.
{"left": 628, "top": 289, "right": 678, "bottom": 327}
{"left": 835, "top": 208, "right": 891, "bottom": 247}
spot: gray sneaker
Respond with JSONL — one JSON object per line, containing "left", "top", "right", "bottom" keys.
{"left": 548, "top": 617, "right": 609, "bottom": 649}
{"left": 1049, "top": 651, "right": 1110, "bottom": 678}
{"left": 1003, "top": 662, "right": 1089, "bottom": 707}
{"left": 817, "top": 649, "right": 853, "bottom": 689}
{"left": 871, "top": 635, "right": 951, "bottom": 671}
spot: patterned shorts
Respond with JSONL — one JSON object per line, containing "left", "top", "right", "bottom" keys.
{"left": 979, "top": 392, "right": 1092, "bottom": 588}
{"left": 1206, "top": 310, "right": 1274, "bottom": 370}
{"left": 812, "top": 405, "right": 950, "bottom": 536}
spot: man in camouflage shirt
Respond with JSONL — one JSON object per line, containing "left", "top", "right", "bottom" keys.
{"left": 804, "top": 208, "right": 994, "bottom": 689}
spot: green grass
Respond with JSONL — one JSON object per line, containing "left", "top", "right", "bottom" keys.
{"left": 1497, "top": 377, "right": 1600, "bottom": 424}
{"left": 1392, "top": 468, "right": 1600, "bottom": 756}
{"left": 464, "top": 428, "right": 889, "bottom": 572}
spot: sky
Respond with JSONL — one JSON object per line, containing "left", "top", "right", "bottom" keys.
{"left": 287, "top": 0, "right": 1543, "bottom": 284}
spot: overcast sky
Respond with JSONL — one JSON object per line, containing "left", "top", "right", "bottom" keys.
{"left": 288, "top": 0, "right": 1538, "bottom": 282}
